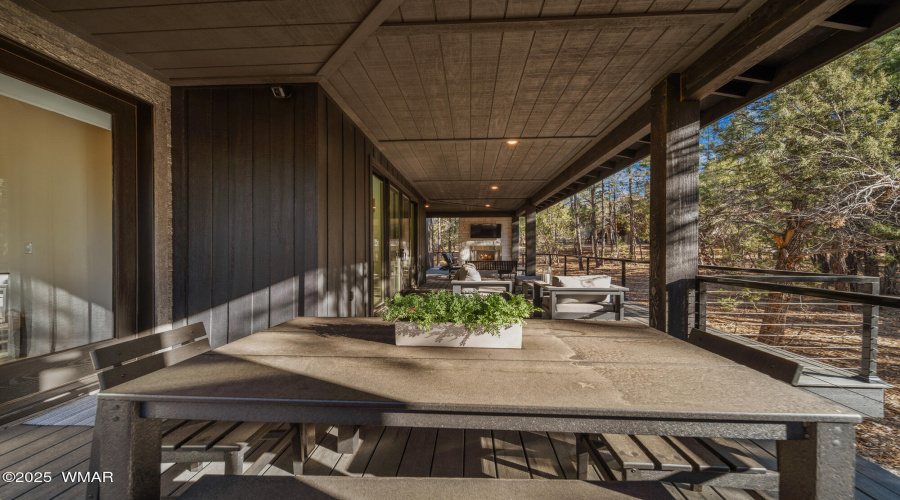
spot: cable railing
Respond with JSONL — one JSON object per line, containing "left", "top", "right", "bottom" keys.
{"left": 695, "top": 274, "right": 897, "bottom": 383}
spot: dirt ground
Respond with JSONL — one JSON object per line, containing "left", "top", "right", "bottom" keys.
{"left": 541, "top": 256, "right": 900, "bottom": 476}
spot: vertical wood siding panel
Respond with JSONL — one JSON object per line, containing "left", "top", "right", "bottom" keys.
{"left": 317, "top": 89, "right": 329, "bottom": 317}
{"left": 270, "top": 91, "right": 295, "bottom": 327}
{"left": 228, "top": 88, "right": 254, "bottom": 342}
{"left": 186, "top": 89, "right": 213, "bottom": 335}
{"left": 209, "top": 88, "right": 231, "bottom": 347}
{"left": 251, "top": 88, "right": 272, "bottom": 332}
{"left": 326, "top": 99, "right": 344, "bottom": 317}
{"left": 355, "top": 130, "right": 367, "bottom": 317}
{"left": 342, "top": 115, "right": 355, "bottom": 318}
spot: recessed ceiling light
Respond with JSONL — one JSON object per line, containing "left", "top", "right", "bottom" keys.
{"left": 425, "top": 204, "right": 430, "bottom": 208}
{"left": 485, "top": 204, "right": 491, "bottom": 208}
{"left": 490, "top": 185, "right": 499, "bottom": 190}
{"left": 506, "top": 139, "right": 518, "bottom": 145}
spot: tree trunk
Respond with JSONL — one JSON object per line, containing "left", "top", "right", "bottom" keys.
{"left": 757, "top": 224, "right": 808, "bottom": 345}
{"left": 572, "top": 195, "right": 584, "bottom": 270}
{"left": 600, "top": 181, "right": 607, "bottom": 259}
{"left": 590, "top": 186, "right": 598, "bottom": 258}
{"left": 628, "top": 165, "right": 636, "bottom": 259}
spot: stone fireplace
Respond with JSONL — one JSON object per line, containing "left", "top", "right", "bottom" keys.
{"left": 459, "top": 217, "right": 511, "bottom": 262}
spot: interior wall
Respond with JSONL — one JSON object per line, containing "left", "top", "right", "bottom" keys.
{"left": 0, "top": 0, "right": 173, "bottom": 326}
{"left": 0, "top": 95, "right": 113, "bottom": 356}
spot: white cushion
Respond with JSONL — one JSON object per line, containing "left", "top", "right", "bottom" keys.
{"left": 551, "top": 275, "right": 611, "bottom": 304}
{"left": 455, "top": 264, "right": 481, "bottom": 282}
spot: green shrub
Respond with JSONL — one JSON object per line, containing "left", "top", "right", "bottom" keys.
{"left": 381, "top": 291, "right": 538, "bottom": 337}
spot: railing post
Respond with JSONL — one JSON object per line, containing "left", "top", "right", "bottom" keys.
{"left": 621, "top": 260, "right": 627, "bottom": 287}
{"left": 564, "top": 255, "right": 568, "bottom": 276}
{"left": 694, "top": 279, "right": 707, "bottom": 330}
{"left": 586, "top": 256, "right": 591, "bottom": 274}
{"left": 859, "top": 280, "right": 881, "bottom": 383}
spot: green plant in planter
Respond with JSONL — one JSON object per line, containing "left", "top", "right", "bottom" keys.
{"left": 381, "top": 291, "right": 538, "bottom": 337}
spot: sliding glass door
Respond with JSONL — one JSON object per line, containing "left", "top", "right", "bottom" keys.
{"left": 372, "top": 175, "right": 418, "bottom": 307}
{"left": 0, "top": 74, "right": 114, "bottom": 364}
{"left": 372, "top": 176, "right": 384, "bottom": 306}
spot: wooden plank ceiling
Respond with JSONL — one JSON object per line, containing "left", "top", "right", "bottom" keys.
{"left": 27, "top": 0, "right": 874, "bottom": 214}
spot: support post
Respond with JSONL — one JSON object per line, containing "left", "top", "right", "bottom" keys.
{"left": 337, "top": 424, "right": 360, "bottom": 454}
{"left": 88, "top": 398, "right": 161, "bottom": 500}
{"left": 777, "top": 422, "right": 855, "bottom": 499}
{"left": 694, "top": 280, "right": 707, "bottom": 330}
{"left": 511, "top": 216, "right": 520, "bottom": 265}
{"left": 859, "top": 281, "right": 881, "bottom": 382}
{"left": 525, "top": 210, "right": 537, "bottom": 276}
{"left": 649, "top": 73, "right": 700, "bottom": 339}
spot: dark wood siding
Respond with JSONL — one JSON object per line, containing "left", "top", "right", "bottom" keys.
{"left": 173, "top": 84, "right": 421, "bottom": 344}
{"left": 173, "top": 85, "right": 309, "bottom": 346}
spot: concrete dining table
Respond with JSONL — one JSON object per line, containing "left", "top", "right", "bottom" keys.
{"left": 88, "top": 317, "right": 860, "bottom": 499}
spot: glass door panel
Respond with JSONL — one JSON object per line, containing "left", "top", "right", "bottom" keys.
{"left": 0, "top": 76, "right": 114, "bottom": 364}
{"left": 372, "top": 176, "right": 384, "bottom": 306}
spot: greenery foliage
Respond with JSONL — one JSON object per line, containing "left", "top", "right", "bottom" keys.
{"left": 381, "top": 291, "right": 538, "bottom": 337}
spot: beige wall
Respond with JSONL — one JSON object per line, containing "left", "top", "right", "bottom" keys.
{"left": 0, "top": 95, "right": 114, "bottom": 356}
{"left": 0, "top": 0, "right": 172, "bottom": 326}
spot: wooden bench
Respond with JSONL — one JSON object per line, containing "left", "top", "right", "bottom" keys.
{"left": 573, "top": 328, "right": 799, "bottom": 491}
{"left": 90, "top": 324, "right": 315, "bottom": 475}
{"left": 179, "top": 476, "right": 677, "bottom": 500}
{"left": 578, "top": 433, "right": 778, "bottom": 491}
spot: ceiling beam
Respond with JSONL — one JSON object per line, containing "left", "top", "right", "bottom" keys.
{"left": 379, "top": 136, "right": 595, "bottom": 144}
{"left": 681, "top": 0, "right": 853, "bottom": 100}
{"left": 375, "top": 10, "right": 737, "bottom": 37}
{"left": 820, "top": 5, "right": 875, "bottom": 32}
{"left": 427, "top": 211, "right": 516, "bottom": 218}
{"left": 317, "top": 0, "right": 405, "bottom": 78}
{"left": 527, "top": 102, "right": 651, "bottom": 207}
{"left": 523, "top": 0, "right": 856, "bottom": 213}
{"left": 711, "top": 81, "right": 752, "bottom": 98}
{"left": 734, "top": 65, "right": 777, "bottom": 84}
{"left": 701, "top": 1, "right": 900, "bottom": 126}
{"left": 170, "top": 75, "right": 321, "bottom": 87}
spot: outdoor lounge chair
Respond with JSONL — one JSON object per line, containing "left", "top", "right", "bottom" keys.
{"left": 534, "top": 275, "right": 627, "bottom": 320}
{"left": 89, "top": 324, "right": 314, "bottom": 475}
{"left": 451, "top": 262, "right": 514, "bottom": 295}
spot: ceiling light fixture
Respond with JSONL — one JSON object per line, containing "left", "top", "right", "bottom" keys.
{"left": 485, "top": 204, "right": 491, "bottom": 208}
{"left": 506, "top": 139, "right": 518, "bottom": 145}
{"left": 490, "top": 185, "right": 499, "bottom": 190}
{"left": 425, "top": 204, "right": 430, "bottom": 208}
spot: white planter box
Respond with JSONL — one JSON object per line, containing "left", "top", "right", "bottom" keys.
{"left": 394, "top": 322, "right": 522, "bottom": 349}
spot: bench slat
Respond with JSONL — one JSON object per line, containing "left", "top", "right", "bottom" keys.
{"left": 632, "top": 435, "right": 692, "bottom": 471}
{"left": 688, "top": 328, "right": 802, "bottom": 385}
{"left": 701, "top": 437, "right": 767, "bottom": 474}
{"left": 180, "top": 421, "right": 241, "bottom": 451}
{"left": 180, "top": 476, "right": 677, "bottom": 500}
{"left": 162, "top": 420, "right": 213, "bottom": 451}
{"left": 98, "top": 338, "right": 211, "bottom": 389}
{"left": 666, "top": 437, "right": 730, "bottom": 473}
{"left": 161, "top": 419, "right": 188, "bottom": 436}
{"left": 91, "top": 323, "right": 207, "bottom": 370}
{"left": 600, "top": 434, "right": 654, "bottom": 470}
{"left": 212, "top": 422, "right": 272, "bottom": 452}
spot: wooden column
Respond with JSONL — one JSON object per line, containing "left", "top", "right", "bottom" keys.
{"left": 525, "top": 211, "right": 537, "bottom": 276}
{"left": 510, "top": 216, "right": 520, "bottom": 264}
{"left": 649, "top": 74, "right": 700, "bottom": 339}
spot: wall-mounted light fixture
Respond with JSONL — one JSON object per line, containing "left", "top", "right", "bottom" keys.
{"left": 271, "top": 86, "right": 291, "bottom": 98}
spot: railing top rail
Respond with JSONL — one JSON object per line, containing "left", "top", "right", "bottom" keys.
{"left": 698, "top": 264, "right": 872, "bottom": 278}
{"left": 698, "top": 276, "right": 900, "bottom": 308}
{"left": 705, "top": 274, "right": 879, "bottom": 284}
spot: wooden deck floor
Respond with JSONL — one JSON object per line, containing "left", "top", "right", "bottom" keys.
{"left": 2, "top": 419, "right": 900, "bottom": 500}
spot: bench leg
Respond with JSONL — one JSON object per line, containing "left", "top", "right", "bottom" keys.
{"left": 777, "top": 422, "right": 855, "bottom": 499}
{"left": 337, "top": 425, "right": 360, "bottom": 454}
{"left": 290, "top": 424, "right": 316, "bottom": 475}
{"left": 577, "top": 433, "right": 590, "bottom": 480}
{"left": 224, "top": 450, "right": 244, "bottom": 475}
{"left": 87, "top": 398, "right": 161, "bottom": 500}
{"left": 188, "top": 461, "right": 202, "bottom": 472}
